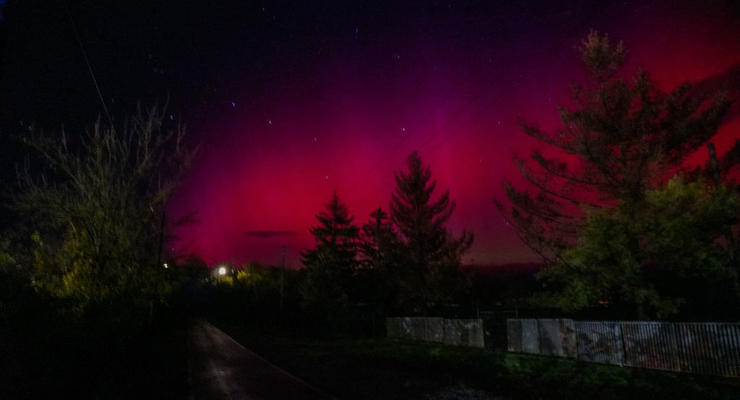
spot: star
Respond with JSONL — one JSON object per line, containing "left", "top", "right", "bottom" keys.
{"left": 231, "top": 101, "right": 236, "bottom": 108}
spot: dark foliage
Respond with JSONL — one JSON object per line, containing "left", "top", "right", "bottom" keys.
{"left": 498, "top": 31, "right": 739, "bottom": 318}
{"left": 498, "top": 31, "right": 734, "bottom": 262}
{"left": 300, "top": 192, "right": 360, "bottom": 326}
{"left": 390, "top": 151, "right": 473, "bottom": 313}
{"left": 0, "top": 106, "right": 194, "bottom": 396}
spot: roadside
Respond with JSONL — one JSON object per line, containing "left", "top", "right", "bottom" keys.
{"left": 216, "top": 323, "right": 740, "bottom": 400}
{"left": 0, "top": 306, "right": 189, "bottom": 399}
{"left": 188, "top": 320, "right": 331, "bottom": 400}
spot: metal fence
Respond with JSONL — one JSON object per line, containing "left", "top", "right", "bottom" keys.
{"left": 508, "top": 319, "right": 740, "bottom": 377}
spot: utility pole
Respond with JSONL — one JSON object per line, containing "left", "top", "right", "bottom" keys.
{"left": 279, "top": 245, "right": 286, "bottom": 314}
{"left": 156, "top": 210, "right": 166, "bottom": 270}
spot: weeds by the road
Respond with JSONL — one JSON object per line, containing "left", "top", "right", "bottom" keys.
{"left": 0, "top": 299, "right": 189, "bottom": 399}
{"left": 219, "top": 324, "right": 740, "bottom": 400}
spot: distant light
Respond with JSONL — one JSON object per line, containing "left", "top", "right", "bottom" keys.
{"left": 218, "top": 266, "right": 227, "bottom": 276}
{"left": 163, "top": 263, "right": 169, "bottom": 269}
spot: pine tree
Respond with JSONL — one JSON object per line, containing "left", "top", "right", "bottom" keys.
{"left": 300, "top": 191, "right": 359, "bottom": 318}
{"left": 358, "top": 206, "right": 397, "bottom": 271}
{"left": 497, "top": 31, "right": 738, "bottom": 317}
{"left": 357, "top": 206, "right": 400, "bottom": 311}
{"left": 497, "top": 31, "right": 735, "bottom": 264}
{"left": 390, "top": 151, "right": 473, "bottom": 312}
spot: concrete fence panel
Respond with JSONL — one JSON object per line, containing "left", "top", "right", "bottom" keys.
{"left": 417, "top": 317, "right": 445, "bottom": 343}
{"left": 386, "top": 317, "right": 444, "bottom": 342}
{"left": 386, "top": 317, "right": 484, "bottom": 348}
{"left": 507, "top": 319, "right": 523, "bottom": 352}
{"left": 443, "top": 319, "right": 485, "bottom": 348}
{"left": 507, "top": 319, "right": 576, "bottom": 357}
{"left": 576, "top": 321, "right": 624, "bottom": 366}
{"left": 520, "top": 319, "right": 540, "bottom": 354}
{"left": 537, "top": 319, "right": 576, "bottom": 357}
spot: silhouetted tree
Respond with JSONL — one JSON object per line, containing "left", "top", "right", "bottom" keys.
{"left": 390, "top": 151, "right": 473, "bottom": 313}
{"left": 178, "top": 255, "right": 210, "bottom": 281}
{"left": 301, "top": 191, "right": 359, "bottom": 321}
{"left": 358, "top": 206, "right": 398, "bottom": 271}
{"left": 498, "top": 31, "right": 734, "bottom": 263}
{"left": 540, "top": 177, "right": 738, "bottom": 318}
{"left": 14, "top": 105, "right": 194, "bottom": 316}
{"left": 498, "top": 32, "right": 738, "bottom": 317}
{"left": 356, "top": 206, "right": 401, "bottom": 311}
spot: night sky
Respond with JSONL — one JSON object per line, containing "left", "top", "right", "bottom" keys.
{"left": 1, "top": 1, "right": 738, "bottom": 267}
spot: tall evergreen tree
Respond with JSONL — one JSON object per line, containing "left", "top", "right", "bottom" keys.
{"left": 497, "top": 31, "right": 735, "bottom": 264}
{"left": 357, "top": 206, "right": 400, "bottom": 312}
{"left": 390, "top": 151, "right": 473, "bottom": 312}
{"left": 300, "top": 191, "right": 359, "bottom": 318}
{"left": 497, "top": 31, "right": 738, "bottom": 317}
{"left": 358, "top": 206, "right": 397, "bottom": 271}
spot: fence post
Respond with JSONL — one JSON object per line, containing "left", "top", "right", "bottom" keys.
{"left": 618, "top": 322, "right": 625, "bottom": 367}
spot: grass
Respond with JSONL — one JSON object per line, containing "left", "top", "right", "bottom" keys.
{"left": 217, "top": 323, "right": 740, "bottom": 400}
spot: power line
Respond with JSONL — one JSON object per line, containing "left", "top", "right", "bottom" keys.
{"left": 62, "top": 0, "right": 115, "bottom": 129}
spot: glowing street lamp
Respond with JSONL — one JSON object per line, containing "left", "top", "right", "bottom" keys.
{"left": 218, "top": 266, "right": 227, "bottom": 276}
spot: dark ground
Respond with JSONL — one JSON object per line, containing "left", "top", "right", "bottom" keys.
{"left": 0, "top": 303, "right": 190, "bottom": 399}
{"left": 188, "top": 319, "right": 329, "bottom": 399}
{"left": 215, "top": 322, "right": 740, "bottom": 400}
{"left": 4, "top": 311, "right": 740, "bottom": 399}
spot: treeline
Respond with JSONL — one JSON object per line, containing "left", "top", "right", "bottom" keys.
{"left": 204, "top": 32, "right": 740, "bottom": 327}
{"left": 498, "top": 32, "right": 739, "bottom": 320}
{"left": 301, "top": 151, "right": 473, "bottom": 320}
{"left": 198, "top": 151, "right": 476, "bottom": 335}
